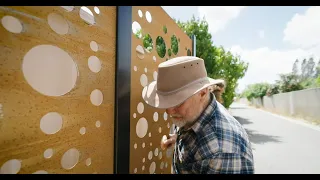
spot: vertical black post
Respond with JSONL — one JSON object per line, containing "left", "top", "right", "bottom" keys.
{"left": 192, "top": 34, "right": 196, "bottom": 57}
{"left": 114, "top": 6, "right": 132, "bottom": 174}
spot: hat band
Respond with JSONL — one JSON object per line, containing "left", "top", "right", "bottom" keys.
{"left": 156, "top": 77, "right": 209, "bottom": 96}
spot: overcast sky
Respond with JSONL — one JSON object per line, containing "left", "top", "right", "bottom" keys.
{"left": 162, "top": 6, "right": 320, "bottom": 92}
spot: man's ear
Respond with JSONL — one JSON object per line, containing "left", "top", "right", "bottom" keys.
{"left": 199, "top": 88, "right": 208, "bottom": 98}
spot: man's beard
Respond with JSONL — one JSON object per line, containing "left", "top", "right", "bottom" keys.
{"left": 170, "top": 114, "right": 198, "bottom": 128}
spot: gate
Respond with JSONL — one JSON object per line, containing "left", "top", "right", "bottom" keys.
{"left": 0, "top": 6, "right": 193, "bottom": 174}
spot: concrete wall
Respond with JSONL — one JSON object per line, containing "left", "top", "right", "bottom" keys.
{"left": 241, "top": 88, "right": 320, "bottom": 122}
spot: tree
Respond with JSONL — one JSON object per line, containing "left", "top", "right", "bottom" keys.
{"left": 242, "top": 83, "right": 270, "bottom": 101}
{"left": 306, "top": 57, "right": 315, "bottom": 78}
{"left": 176, "top": 16, "right": 249, "bottom": 108}
{"left": 301, "top": 59, "right": 307, "bottom": 80}
{"left": 292, "top": 59, "right": 299, "bottom": 75}
{"left": 276, "top": 73, "right": 303, "bottom": 93}
{"left": 315, "top": 59, "right": 320, "bottom": 78}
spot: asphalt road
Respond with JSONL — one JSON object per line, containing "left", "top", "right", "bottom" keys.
{"left": 229, "top": 102, "right": 320, "bottom": 174}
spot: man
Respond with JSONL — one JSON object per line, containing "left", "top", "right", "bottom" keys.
{"left": 142, "top": 56, "right": 254, "bottom": 174}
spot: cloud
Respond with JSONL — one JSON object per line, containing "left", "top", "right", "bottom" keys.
{"left": 198, "top": 6, "right": 246, "bottom": 34}
{"left": 283, "top": 6, "right": 320, "bottom": 49}
{"left": 229, "top": 45, "right": 317, "bottom": 92}
{"left": 232, "top": 6, "right": 320, "bottom": 92}
{"left": 258, "top": 30, "right": 265, "bottom": 39}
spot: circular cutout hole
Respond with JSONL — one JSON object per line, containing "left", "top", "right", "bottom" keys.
{"left": 40, "top": 112, "right": 63, "bottom": 135}
{"left": 156, "top": 36, "right": 166, "bottom": 58}
{"left": 163, "top": 112, "right": 168, "bottom": 121}
{"left": 145, "top": 11, "right": 152, "bottom": 23}
{"left": 136, "top": 117, "right": 148, "bottom": 138}
{"left": 187, "top": 49, "right": 191, "bottom": 56}
{"left": 143, "top": 34, "right": 153, "bottom": 53}
{"left": 136, "top": 45, "right": 145, "bottom": 59}
{"left": 138, "top": 10, "right": 143, "bottom": 18}
{"left": 90, "top": 41, "right": 99, "bottom": 52}
{"left": 142, "top": 166, "right": 145, "bottom": 171}
{"left": 134, "top": 168, "right": 137, "bottom": 173}
{"left": 33, "top": 170, "right": 48, "bottom": 174}
{"left": 137, "top": 102, "right": 144, "bottom": 114}
{"left": 80, "top": 6, "right": 95, "bottom": 25}
{"left": 160, "top": 162, "right": 164, "bottom": 169}
{"left": 1, "top": 16, "right": 23, "bottom": 34}
{"left": 140, "top": 74, "right": 148, "bottom": 87}
{"left": 144, "top": 67, "right": 147, "bottom": 73}
{"left": 44, "top": 148, "right": 53, "bottom": 159}
{"left": 159, "top": 152, "right": 162, "bottom": 160}
{"left": 132, "top": 21, "right": 142, "bottom": 39}
{"left": 153, "top": 112, "right": 158, "bottom": 122}
{"left": 0, "top": 159, "right": 21, "bottom": 174}
{"left": 158, "top": 127, "right": 162, "bottom": 133}
{"left": 150, "top": 142, "right": 152, "bottom": 146}
{"left": 61, "top": 148, "right": 80, "bottom": 170}
{"left": 79, "top": 127, "right": 86, "bottom": 135}
{"left": 148, "top": 151, "right": 153, "bottom": 160}
{"left": 95, "top": 121, "right": 101, "bottom": 128}
{"left": 154, "top": 148, "right": 159, "bottom": 156}
{"left": 153, "top": 56, "right": 156, "bottom": 62}
{"left": 142, "top": 158, "right": 145, "bottom": 163}
{"left": 61, "top": 6, "right": 74, "bottom": 12}
{"left": 149, "top": 162, "right": 156, "bottom": 174}
{"left": 166, "top": 149, "right": 172, "bottom": 158}
{"left": 142, "top": 142, "right": 145, "bottom": 148}
{"left": 133, "top": 113, "right": 137, "bottom": 118}
{"left": 153, "top": 71, "right": 158, "bottom": 81}
{"left": 47, "top": 13, "right": 69, "bottom": 35}
{"left": 88, "top": 56, "right": 101, "bottom": 73}
{"left": 22, "top": 45, "right": 78, "bottom": 97}
{"left": 163, "top": 25, "right": 167, "bottom": 34}
{"left": 133, "top": 66, "right": 137, "bottom": 71}
{"left": 90, "top": 89, "right": 103, "bottom": 106}
{"left": 94, "top": 7, "right": 100, "bottom": 14}
{"left": 134, "top": 143, "right": 137, "bottom": 149}
{"left": 168, "top": 48, "right": 172, "bottom": 57}
{"left": 86, "top": 158, "right": 91, "bottom": 166}
{"left": 171, "top": 35, "right": 179, "bottom": 55}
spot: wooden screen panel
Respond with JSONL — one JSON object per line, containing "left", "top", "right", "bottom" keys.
{"left": 130, "top": 6, "right": 192, "bottom": 174}
{"left": 0, "top": 6, "right": 115, "bottom": 174}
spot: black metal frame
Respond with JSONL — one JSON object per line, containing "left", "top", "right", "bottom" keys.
{"left": 114, "top": 6, "right": 132, "bottom": 174}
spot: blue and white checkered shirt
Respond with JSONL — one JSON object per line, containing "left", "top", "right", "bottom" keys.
{"left": 172, "top": 93, "right": 254, "bottom": 174}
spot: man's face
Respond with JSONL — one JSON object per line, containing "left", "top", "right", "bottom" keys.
{"left": 165, "top": 89, "right": 208, "bottom": 128}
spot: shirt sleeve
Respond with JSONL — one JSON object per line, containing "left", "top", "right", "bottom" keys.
{"left": 192, "top": 153, "right": 254, "bottom": 174}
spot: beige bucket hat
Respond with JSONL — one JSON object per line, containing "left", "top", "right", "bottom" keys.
{"left": 142, "top": 56, "right": 224, "bottom": 109}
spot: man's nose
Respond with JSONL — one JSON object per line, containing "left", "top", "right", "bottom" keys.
{"left": 166, "top": 107, "right": 176, "bottom": 115}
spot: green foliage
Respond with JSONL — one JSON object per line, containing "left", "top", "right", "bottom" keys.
{"left": 143, "top": 34, "right": 153, "bottom": 52}
{"left": 171, "top": 35, "right": 179, "bottom": 55}
{"left": 317, "top": 76, "right": 320, "bottom": 85}
{"left": 134, "top": 28, "right": 142, "bottom": 39}
{"left": 276, "top": 73, "right": 303, "bottom": 93}
{"left": 176, "top": 16, "right": 248, "bottom": 108}
{"left": 163, "top": 25, "right": 167, "bottom": 34}
{"left": 266, "top": 84, "right": 280, "bottom": 96}
{"left": 242, "top": 83, "right": 270, "bottom": 101}
{"left": 156, "top": 36, "right": 166, "bottom": 58}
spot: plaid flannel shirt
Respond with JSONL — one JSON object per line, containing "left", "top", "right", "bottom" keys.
{"left": 172, "top": 93, "right": 254, "bottom": 174}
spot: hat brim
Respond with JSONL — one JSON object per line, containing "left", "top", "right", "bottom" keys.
{"left": 142, "top": 77, "right": 223, "bottom": 109}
